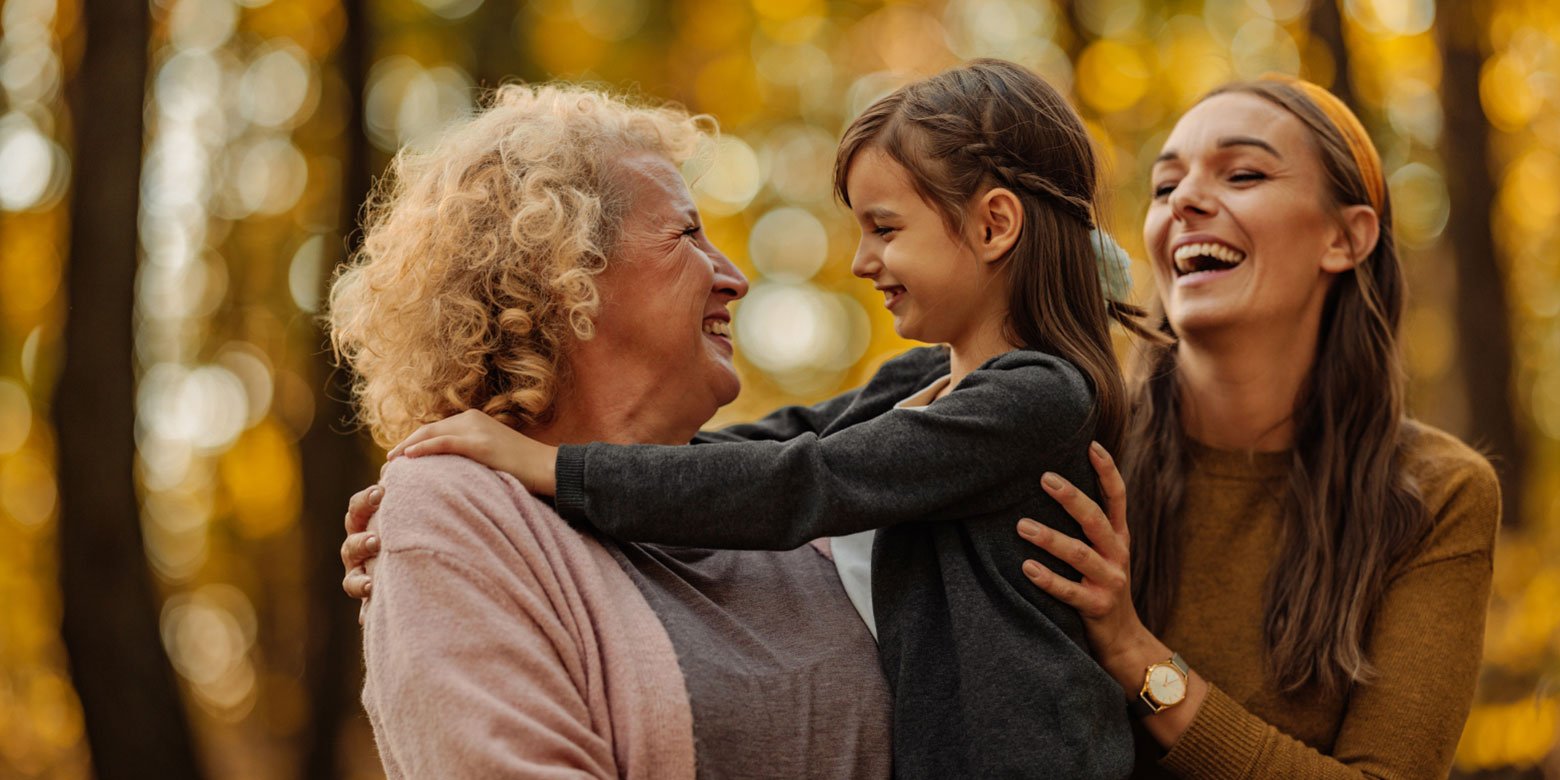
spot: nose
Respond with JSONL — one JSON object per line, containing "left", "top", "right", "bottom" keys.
{"left": 1169, "top": 172, "right": 1216, "bottom": 222}
{"left": 850, "top": 243, "right": 880, "bottom": 279}
{"left": 710, "top": 245, "right": 749, "bottom": 301}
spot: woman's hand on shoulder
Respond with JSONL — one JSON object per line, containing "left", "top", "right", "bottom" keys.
{"left": 1018, "top": 442, "right": 1147, "bottom": 667}
{"left": 388, "top": 409, "right": 559, "bottom": 496}
{"left": 342, "top": 484, "right": 383, "bottom": 623}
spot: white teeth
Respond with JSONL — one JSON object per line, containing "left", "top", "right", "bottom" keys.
{"left": 1172, "top": 241, "right": 1247, "bottom": 274}
{"left": 702, "top": 319, "right": 731, "bottom": 338}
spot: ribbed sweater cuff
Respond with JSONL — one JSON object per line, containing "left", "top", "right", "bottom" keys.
{"left": 553, "top": 444, "right": 590, "bottom": 523}
{"left": 1159, "top": 684, "right": 1267, "bottom": 780}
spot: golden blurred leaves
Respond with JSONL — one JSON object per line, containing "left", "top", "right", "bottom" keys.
{"left": 219, "top": 419, "right": 301, "bottom": 539}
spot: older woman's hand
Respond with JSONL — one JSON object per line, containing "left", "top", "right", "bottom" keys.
{"left": 341, "top": 484, "right": 382, "bottom": 622}
{"left": 1017, "top": 442, "right": 1151, "bottom": 670}
{"left": 389, "top": 409, "right": 561, "bottom": 496}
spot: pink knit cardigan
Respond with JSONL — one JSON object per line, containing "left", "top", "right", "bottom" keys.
{"left": 361, "top": 454, "right": 696, "bottom": 779}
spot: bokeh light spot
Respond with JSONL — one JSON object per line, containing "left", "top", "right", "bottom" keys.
{"left": 0, "top": 450, "right": 57, "bottom": 526}
{"left": 1076, "top": 40, "right": 1150, "bottom": 113}
{"left": 692, "top": 136, "right": 762, "bottom": 216}
{"left": 0, "top": 113, "right": 67, "bottom": 210}
{"left": 749, "top": 207, "right": 829, "bottom": 282}
{"left": 0, "top": 380, "right": 33, "bottom": 455}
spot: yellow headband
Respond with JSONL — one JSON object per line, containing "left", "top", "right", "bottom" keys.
{"left": 1261, "top": 74, "right": 1385, "bottom": 213}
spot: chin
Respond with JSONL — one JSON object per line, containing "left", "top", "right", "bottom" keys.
{"left": 709, "top": 366, "right": 741, "bottom": 408}
{"left": 1166, "top": 303, "right": 1247, "bottom": 338}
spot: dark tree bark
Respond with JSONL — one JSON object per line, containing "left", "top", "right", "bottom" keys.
{"left": 54, "top": 0, "right": 204, "bottom": 777}
{"left": 298, "top": 0, "right": 377, "bottom": 775}
{"left": 1307, "top": 0, "right": 1357, "bottom": 110}
{"left": 1436, "top": 1, "right": 1526, "bottom": 526}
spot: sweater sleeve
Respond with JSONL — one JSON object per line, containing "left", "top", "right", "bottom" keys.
{"left": 692, "top": 386, "right": 863, "bottom": 444}
{"left": 1159, "top": 453, "right": 1500, "bottom": 779}
{"left": 361, "top": 459, "right": 621, "bottom": 779}
{"left": 692, "top": 347, "right": 944, "bottom": 444}
{"left": 554, "top": 351, "right": 1091, "bottom": 550}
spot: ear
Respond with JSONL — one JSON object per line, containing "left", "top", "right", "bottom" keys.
{"left": 1321, "top": 204, "right": 1380, "bottom": 273}
{"left": 973, "top": 187, "right": 1023, "bottom": 264}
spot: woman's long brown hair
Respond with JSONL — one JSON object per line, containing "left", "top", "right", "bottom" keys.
{"left": 832, "top": 58, "right": 1154, "bottom": 455}
{"left": 1125, "top": 80, "right": 1430, "bottom": 695}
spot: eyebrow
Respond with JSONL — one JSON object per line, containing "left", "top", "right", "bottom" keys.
{"left": 862, "top": 206, "right": 901, "bottom": 220}
{"left": 1154, "top": 136, "right": 1283, "bottom": 164}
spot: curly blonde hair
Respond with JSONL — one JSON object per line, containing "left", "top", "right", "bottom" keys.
{"left": 328, "top": 84, "right": 714, "bottom": 447}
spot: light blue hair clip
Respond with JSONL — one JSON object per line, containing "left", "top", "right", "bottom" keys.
{"left": 1091, "top": 228, "right": 1133, "bottom": 303}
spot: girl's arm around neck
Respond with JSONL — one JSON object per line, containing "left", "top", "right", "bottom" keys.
{"left": 557, "top": 350, "right": 1095, "bottom": 550}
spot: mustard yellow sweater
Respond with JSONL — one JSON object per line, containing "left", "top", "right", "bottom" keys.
{"left": 1143, "top": 421, "right": 1500, "bottom": 779}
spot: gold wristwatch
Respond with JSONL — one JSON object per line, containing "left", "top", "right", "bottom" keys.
{"left": 1129, "top": 653, "right": 1189, "bottom": 718}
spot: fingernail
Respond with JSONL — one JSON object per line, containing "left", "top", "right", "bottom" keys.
{"left": 364, "top": 579, "right": 372, "bottom": 594}
{"left": 369, "top": 487, "right": 383, "bottom": 504}
{"left": 366, "top": 535, "right": 379, "bottom": 551}
{"left": 1090, "top": 441, "right": 1107, "bottom": 459}
{"left": 1023, "top": 560, "right": 1044, "bottom": 578}
{"left": 1018, "top": 518, "right": 1043, "bottom": 538}
{"left": 1041, "top": 472, "right": 1064, "bottom": 490}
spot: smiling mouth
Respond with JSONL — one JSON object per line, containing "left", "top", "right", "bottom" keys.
{"left": 702, "top": 318, "right": 732, "bottom": 339}
{"left": 1172, "top": 242, "right": 1247, "bottom": 278}
{"left": 880, "top": 285, "right": 906, "bottom": 309}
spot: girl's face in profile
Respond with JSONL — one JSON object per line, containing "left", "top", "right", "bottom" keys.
{"left": 844, "top": 147, "right": 1003, "bottom": 347}
{"left": 1145, "top": 92, "right": 1364, "bottom": 341}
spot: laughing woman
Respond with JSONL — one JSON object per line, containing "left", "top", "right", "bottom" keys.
{"left": 1020, "top": 76, "right": 1500, "bottom": 778}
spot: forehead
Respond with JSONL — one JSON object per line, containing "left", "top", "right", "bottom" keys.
{"left": 616, "top": 151, "right": 694, "bottom": 212}
{"left": 1160, "top": 92, "right": 1311, "bottom": 159}
{"left": 844, "top": 147, "right": 917, "bottom": 203}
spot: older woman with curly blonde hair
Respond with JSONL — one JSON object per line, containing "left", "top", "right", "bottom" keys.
{"left": 330, "top": 85, "right": 892, "bottom": 779}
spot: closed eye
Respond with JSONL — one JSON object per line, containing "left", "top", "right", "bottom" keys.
{"left": 1152, "top": 182, "right": 1177, "bottom": 199}
{"left": 1230, "top": 171, "right": 1267, "bottom": 184}
{"left": 681, "top": 225, "right": 702, "bottom": 238}
{"left": 872, "top": 226, "right": 897, "bottom": 237}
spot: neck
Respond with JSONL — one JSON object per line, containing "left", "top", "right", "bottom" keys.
{"left": 525, "top": 359, "right": 704, "bottom": 447}
{"left": 946, "top": 310, "right": 1019, "bottom": 391}
{"left": 1174, "top": 323, "right": 1318, "bottom": 452}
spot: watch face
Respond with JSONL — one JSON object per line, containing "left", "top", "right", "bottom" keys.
{"left": 1147, "top": 664, "right": 1187, "bottom": 705}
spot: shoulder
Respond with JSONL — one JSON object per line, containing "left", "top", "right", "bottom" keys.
{"left": 377, "top": 454, "right": 562, "bottom": 554}
{"left": 1398, "top": 420, "right": 1502, "bottom": 563}
{"left": 874, "top": 345, "right": 950, "bottom": 380}
{"left": 970, "top": 348, "right": 1093, "bottom": 415}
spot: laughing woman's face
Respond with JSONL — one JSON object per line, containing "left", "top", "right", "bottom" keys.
{"left": 1144, "top": 92, "right": 1370, "bottom": 341}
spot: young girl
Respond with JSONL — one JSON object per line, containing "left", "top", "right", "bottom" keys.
{"left": 386, "top": 59, "right": 1144, "bottom": 777}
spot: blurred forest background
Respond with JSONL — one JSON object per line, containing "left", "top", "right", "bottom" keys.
{"left": 0, "top": 0, "right": 1556, "bottom": 777}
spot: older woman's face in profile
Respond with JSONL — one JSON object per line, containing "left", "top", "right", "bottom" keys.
{"left": 590, "top": 152, "right": 749, "bottom": 424}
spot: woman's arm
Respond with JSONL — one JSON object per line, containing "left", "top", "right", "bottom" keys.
{"left": 1023, "top": 447, "right": 1499, "bottom": 779}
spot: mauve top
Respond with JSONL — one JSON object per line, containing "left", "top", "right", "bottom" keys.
{"left": 607, "top": 541, "right": 893, "bottom": 779}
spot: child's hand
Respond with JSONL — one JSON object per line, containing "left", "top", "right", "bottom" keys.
{"left": 388, "top": 409, "right": 560, "bottom": 496}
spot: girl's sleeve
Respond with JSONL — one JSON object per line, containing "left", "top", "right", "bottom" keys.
{"left": 692, "top": 386, "right": 863, "bottom": 444}
{"left": 1158, "top": 454, "right": 1499, "bottom": 779}
{"left": 555, "top": 352, "right": 1092, "bottom": 550}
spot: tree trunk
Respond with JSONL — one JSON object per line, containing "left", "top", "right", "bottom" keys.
{"left": 1436, "top": 0, "right": 1526, "bottom": 527}
{"left": 54, "top": 0, "right": 204, "bottom": 777}
{"left": 298, "top": 0, "right": 376, "bottom": 775}
{"left": 1307, "top": 0, "right": 1357, "bottom": 110}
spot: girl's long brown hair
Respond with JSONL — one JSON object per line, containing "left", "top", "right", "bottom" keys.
{"left": 832, "top": 58, "right": 1153, "bottom": 455}
{"left": 1125, "top": 80, "right": 1430, "bottom": 695}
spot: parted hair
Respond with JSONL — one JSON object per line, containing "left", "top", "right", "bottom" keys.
{"left": 833, "top": 58, "right": 1153, "bottom": 455}
{"left": 329, "top": 84, "right": 713, "bottom": 447}
{"left": 1124, "top": 80, "right": 1431, "bottom": 695}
